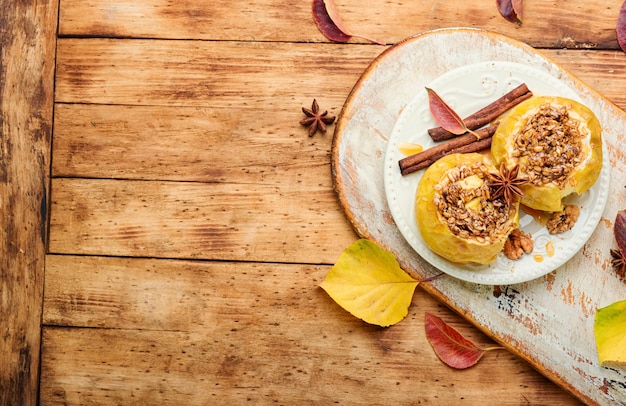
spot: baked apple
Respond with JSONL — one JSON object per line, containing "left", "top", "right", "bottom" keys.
{"left": 491, "top": 96, "right": 602, "bottom": 212}
{"left": 415, "top": 153, "right": 520, "bottom": 265}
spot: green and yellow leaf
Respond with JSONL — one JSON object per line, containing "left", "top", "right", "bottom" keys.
{"left": 320, "top": 239, "right": 418, "bottom": 327}
{"left": 594, "top": 299, "right": 626, "bottom": 368}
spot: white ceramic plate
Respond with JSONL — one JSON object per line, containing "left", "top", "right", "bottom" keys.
{"left": 383, "top": 60, "right": 610, "bottom": 285}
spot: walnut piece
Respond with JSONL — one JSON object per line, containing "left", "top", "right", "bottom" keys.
{"left": 503, "top": 229, "right": 534, "bottom": 260}
{"left": 546, "top": 205, "right": 580, "bottom": 234}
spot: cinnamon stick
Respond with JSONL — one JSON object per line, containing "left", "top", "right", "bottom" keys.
{"left": 400, "top": 133, "right": 494, "bottom": 176}
{"left": 428, "top": 84, "right": 532, "bottom": 142}
{"left": 399, "top": 125, "right": 496, "bottom": 173}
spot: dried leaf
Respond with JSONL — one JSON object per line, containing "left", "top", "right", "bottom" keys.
{"left": 497, "top": 0, "right": 523, "bottom": 24}
{"left": 425, "top": 87, "right": 468, "bottom": 136}
{"left": 320, "top": 239, "right": 419, "bottom": 327}
{"left": 312, "top": 0, "right": 351, "bottom": 43}
{"left": 618, "top": 1, "right": 626, "bottom": 53}
{"left": 594, "top": 300, "right": 626, "bottom": 368}
{"left": 612, "top": 209, "right": 626, "bottom": 278}
{"left": 512, "top": 0, "right": 523, "bottom": 19}
{"left": 616, "top": 210, "right": 626, "bottom": 256}
{"left": 312, "top": 0, "right": 385, "bottom": 45}
{"left": 424, "top": 313, "right": 487, "bottom": 369}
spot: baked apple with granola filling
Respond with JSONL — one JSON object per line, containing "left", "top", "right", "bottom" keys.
{"left": 491, "top": 96, "right": 602, "bottom": 212}
{"left": 415, "top": 153, "right": 521, "bottom": 265}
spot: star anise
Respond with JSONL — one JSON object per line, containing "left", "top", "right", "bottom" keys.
{"left": 611, "top": 248, "right": 626, "bottom": 279}
{"left": 300, "top": 99, "right": 335, "bottom": 137}
{"left": 488, "top": 163, "right": 528, "bottom": 205}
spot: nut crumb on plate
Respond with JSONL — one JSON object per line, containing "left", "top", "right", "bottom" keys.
{"left": 546, "top": 204, "right": 580, "bottom": 234}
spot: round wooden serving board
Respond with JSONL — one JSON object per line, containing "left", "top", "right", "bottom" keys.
{"left": 331, "top": 28, "right": 626, "bottom": 405}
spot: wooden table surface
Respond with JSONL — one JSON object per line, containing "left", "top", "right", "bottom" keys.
{"left": 3, "top": 0, "right": 626, "bottom": 404}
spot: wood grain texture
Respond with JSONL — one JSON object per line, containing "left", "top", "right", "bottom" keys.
{"left": 58, "top": 0, "right": 621, "bottom": 49}
{"left": 55, "top": 39, "right": 626, "bottom": 109}
{"left": 40, "top": 1, "right": 626, "bottom": 404}
{"left": 54, "top": 39, "right": 626, "bottom": 111}
{"left": 40, "top": 255, "right": 581, "bottom": 405}
{"left": 51, "top": 104, "right": 342, "bottom": 182}
{"left": 0, "top": 0, "right": 57, "bottom": 404}
{"left": 54, "top": 39, "right": 373, "bottom": 107}
{"left": 48, "top": 178, "right": 356, "bottom": 263}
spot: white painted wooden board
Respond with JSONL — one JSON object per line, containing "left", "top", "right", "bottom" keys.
{"left": 331, "top": 28, "right": 626, "bottom": 405}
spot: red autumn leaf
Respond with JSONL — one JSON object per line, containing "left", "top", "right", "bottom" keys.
{"left": 312, "top": 0, "right": 351, "bottom": 43}
{"left": 617, "top": 1, "right": 626, "bottom": 53}
{"left": 311, "top": 0, "right": 385, "bottom": 45}
{"left": 611, "top": 209, "right": 626, "bottom": 278}
{"left": 424, "top": 313, "right": 486, "bottom": 369}
{"left": 497, "top": 0, "right": 523, "bottom": 24}
{"left": 425, "top": 87, "right": 467, "bottom": 136}
{"left": 512, "top": 0, "right": 523, "bottom": 21}
{"left": 614, "top": 210, "right": 626, "bottom": 257}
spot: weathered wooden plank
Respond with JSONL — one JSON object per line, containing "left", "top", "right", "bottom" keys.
{"left": 48, "top": 178, "right": 356, "bottom": 262}
{"left": 55, "top": 39, "right": 374, "bottom": 107}
{"left": 58, "top": 0, "right": 621, "bottom": 49}
{"left": 40, "top": 255, "right": 581, "bottom": 405}
{"left": 55, "top": 39, "right": 626, "bottom": 111}
{"left": 0, "top": 0, "right": 57, "bottom": 404}
{"left": 42, "top": 326, "right": 582, "bottom": 405}
{"left": 52, "top": 104, "right": 340, "bottom": 182}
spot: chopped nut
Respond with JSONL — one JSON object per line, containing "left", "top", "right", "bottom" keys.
{"left": 546, "top": 204, "right": 580, "bottom": 234}
{"left": 503, "top": 229, "right": 534, "bottom": 260}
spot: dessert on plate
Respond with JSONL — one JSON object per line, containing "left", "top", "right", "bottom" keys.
{"left": 415, "top": 153, "right": 521, "bottom": 265}
{"left": 415, "top": 95, "right": 602, "bottom": 265}
{"left": 491, "top": 96, "right": 603, "bottom": 212}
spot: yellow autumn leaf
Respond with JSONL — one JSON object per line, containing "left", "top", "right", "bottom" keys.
{"left": 320, "top": 239, "right": 418, "bottom": 327}
{"left": 594, "top": 299, "right": 626, "bottom": 368}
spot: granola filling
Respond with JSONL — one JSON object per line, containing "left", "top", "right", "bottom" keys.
{"left": 512, "top": 103, "right": 585, "bottom": 187}
{"left": 433, "top": 163, "right": 513, "bottom": 243}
